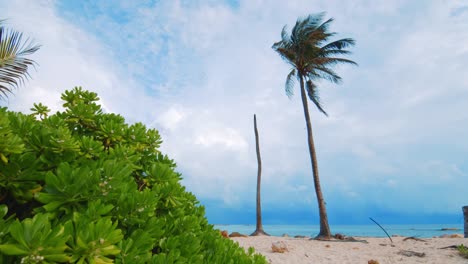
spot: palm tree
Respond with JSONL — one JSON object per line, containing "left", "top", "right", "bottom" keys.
{"left": 272, "top": 13, "right": 356, "bottom": 239}
{"left": 250, "top": 114, "right": 269, "bottom": 236}
{"left": 0, "top": 19, "right": 40, "bottom": 99}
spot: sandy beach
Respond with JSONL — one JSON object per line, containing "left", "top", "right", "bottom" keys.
{"left": 231, "top": 236, "right": 467, "bottom": 264}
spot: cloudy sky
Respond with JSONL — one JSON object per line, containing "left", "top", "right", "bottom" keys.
{"left": 1, "top": 0, "right": 467, "bottom": 225}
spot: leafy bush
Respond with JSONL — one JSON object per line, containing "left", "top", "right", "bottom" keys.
{"left": 458, "top": 244, "right": 468, "bottom": 259}
{"left": 0, "top": 87, "right": 266, "bottom": 263}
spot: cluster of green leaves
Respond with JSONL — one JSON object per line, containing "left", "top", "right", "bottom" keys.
{"left": 0, "top": 87, "right": 267, "bottom": 263}
{"left": 458, "top": 244, "right": 468, "bottom": 259}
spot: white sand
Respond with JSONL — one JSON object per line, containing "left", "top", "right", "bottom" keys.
{"left": 231, "top": 236, "right": 467, "bottom": 264}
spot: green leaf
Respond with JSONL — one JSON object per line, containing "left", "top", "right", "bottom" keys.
{"left": 8, "top": 220, "right": 28, "bottom": 248}
{"left": 43, "top": 201, "right": 66, "bottom": 212}
{"left": 42, "top": 253, "right": 71, "bottom": 262}
{"left": 0, "top": 244, "right": 29, "bottom": 255}
{"left": 0, "top": 205, "right": 7, "bottom": 219}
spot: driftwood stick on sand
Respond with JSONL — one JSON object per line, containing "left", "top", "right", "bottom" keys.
{"left": 342, "top": 237, "right": 369, "bottom": 243}
{"left": 369, "top": 217, "right": 393, "bottom": 243}
{"left": 317, "top": 236, "right": 369, "bottom": 243}
{"left": 439, "top": 245, "right": 460, "bottom": 250}
{"left": 398, "top": 250, "right": 426, "bottom": 257}
{"left": 403, "top": 236, "right": 427, "bottom": 242}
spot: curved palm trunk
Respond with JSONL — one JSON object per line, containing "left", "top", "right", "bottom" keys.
{"left": 251, "top": 114, "right": 269, "bottom": 236}
{"left": 299, "top": 75, "right": 332, "bottom": 239}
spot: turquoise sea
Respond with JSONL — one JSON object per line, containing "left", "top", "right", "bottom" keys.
{"left": 214, "top": 224, "right": 464, "bottom": 238}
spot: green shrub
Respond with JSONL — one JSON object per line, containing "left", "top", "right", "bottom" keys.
{"left": 0, "top": 87, "right": 267, "bottom": 263}
{"left": 458, "top": 244, "right": 468, "bottom": 259}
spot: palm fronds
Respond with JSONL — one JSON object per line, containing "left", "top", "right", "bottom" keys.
{"left": 0, "top": 21, "right": 41, "bottom": 99}
{"left": 306, "top": 79, "right": 327, "bottom": 116}
{"left": 272, "top": 13, "right": 357, "bottom": 115}
{"left": 321, "top": 38, "right": 355, "bottom": 50}
{"left": 285, "top": 69, "right": 296, "bottom": 98}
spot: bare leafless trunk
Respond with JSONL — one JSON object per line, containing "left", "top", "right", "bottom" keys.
{"left": 251, "top": 114, "right": 269, "bottom": 236}
{"left": 463, "top": 206, "right": 468, "bottom": 238}
{"left": 299, "top": 75, "right": 332, "bottom": 239}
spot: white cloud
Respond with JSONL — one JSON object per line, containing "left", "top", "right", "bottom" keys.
{"left": 195, "top": 128, "right": 248, "bottom": 151}
{"left": 157, "top": 106, "right": 186, "bottom": 131}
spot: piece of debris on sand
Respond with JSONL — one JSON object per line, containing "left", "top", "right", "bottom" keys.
{"left": 398, "top": 250, "right": 425, "bottom": 257}
{"left": 403, "top": 236, "right": 427, "bottom": 242}
{"left": 229, "top": 232, "right": 248, "bottom": 238}
{"left": 271, "top": 241, "right": 288, "bottom": 253}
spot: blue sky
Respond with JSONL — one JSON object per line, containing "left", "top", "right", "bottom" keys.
{"left": 1, "top": 0, "right": 468, "bottom": 225}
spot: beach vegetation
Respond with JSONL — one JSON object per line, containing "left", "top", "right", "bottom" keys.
{"left": 0, "top": 87, "right": 267, "bottom": 263}
{"left": 272, "top": 13, "right": 357, "bottom": 239}
{"left": 458, "top": 244, "right": 468, "bottom": 259}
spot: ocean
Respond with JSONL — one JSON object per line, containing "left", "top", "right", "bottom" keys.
{"left": 214, "top": 224, "right": 464, "bottom": 238}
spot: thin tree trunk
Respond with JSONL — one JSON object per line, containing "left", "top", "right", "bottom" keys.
{"left": 251, "top": 114, "right": 269, "bottom": 236}
{"left": 463, "top": 206, "right": 468, "bottom": 238}
{"left": 299, "top": 75, "right": 332, "bottom": 239}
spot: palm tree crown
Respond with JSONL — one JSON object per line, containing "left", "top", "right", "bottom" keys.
{"left": 0, "top": 19, "right": 41, "bottom": 99}
{"left": 272, "top": 13, "right": 356, "bottom": 115}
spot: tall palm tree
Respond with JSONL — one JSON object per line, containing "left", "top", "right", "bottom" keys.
{"left": 0, "top": 19, "right": 40, "bottom": 99}
{"left": 251, "top": 114, "right": 269, "bottom": 236}
{"left": 272, "top": 13, "right": 356, "bottom": 239}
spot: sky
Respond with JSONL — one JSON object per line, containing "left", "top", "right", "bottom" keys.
{"left": 1, "top": 0, "right": 468, "bottom": 226}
